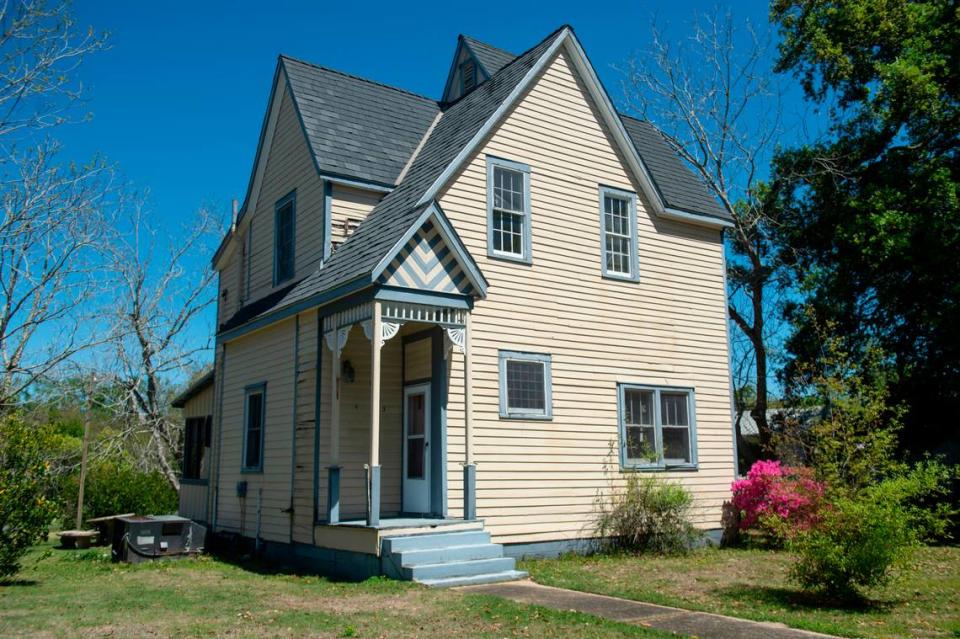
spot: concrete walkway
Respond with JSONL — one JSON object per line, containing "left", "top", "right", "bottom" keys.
{"left": 460, "top": 580, "right": 839, "bottom": 639}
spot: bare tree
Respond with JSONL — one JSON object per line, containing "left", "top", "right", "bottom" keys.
{"left": 0, "top": 1, "right": 108, "bottom": 408}
{"left": 103, "top": 200, "right": 220, "bottom": 490}
{"left": 622, "top": 10, "right": 788, "bottom": 455}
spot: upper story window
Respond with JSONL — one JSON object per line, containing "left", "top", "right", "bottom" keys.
{"left": 599, "top": 186, "right": 639, "bottom": 281}
{"left": 487, "top": 157, "right": 532, "bottom": 264}
{"left": 460, "top": 59, "right": 477, "bottom": 93}
{"left": 498, "top": 351, "right": 552, "bottom": 419}
{"left": 242, "top": 383, "right": 266, "bottom": 472}
{"left": 618, "top": 384, "right": 697, "bottom": 470}
{"left": 273, "top": 191, "right": 296, "bottom": 285}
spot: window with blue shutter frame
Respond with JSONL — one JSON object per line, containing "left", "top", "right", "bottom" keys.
{"left": 273, "top": 191, "right": 296, "bottom": 285}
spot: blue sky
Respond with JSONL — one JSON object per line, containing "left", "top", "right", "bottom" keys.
{"left": 62, "top": 1, "right": 774, "bottom": 227}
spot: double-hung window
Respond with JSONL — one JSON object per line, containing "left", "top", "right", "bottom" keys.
{"left": 487, "top": 157, "right": 531, "bottom": 263}
{"left": 242, "top": 383, "right": 267, "bottom": 472}
{"left": 273, "top": 191, "right": 296, "bottom": 285}
{"left": 498, "top": 351, "right": 552, "bottom": 419}
{"left": 599, "top": 186, "right": 639, "bottom": 281}
{"left": 618, "top": 384, "right": 696, "bottom": 469}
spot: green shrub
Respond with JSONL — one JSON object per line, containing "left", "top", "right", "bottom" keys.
{"left": 789, "top": 489, "right": 915, "bottom": 600}
{"left": 595, "top": 474, "right": 697, "bottom": 555}
{"left": 60, "top": 460, "right": 177, "bottom": 522}
{"left": 0, "top": 416, "right": 60, "bottom": 579}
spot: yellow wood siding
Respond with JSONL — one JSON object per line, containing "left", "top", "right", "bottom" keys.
{"left": 215, "top": 319, "right": 297, "bottom": 541}
{"left": 179, "top": 484, "right": 207, "bottom": 522}
{"left": 245, "top": 89, "right": 325, "bottom": 303}
{"left": 404, "top": 335, "right": 432, "bottom": 382}
{"left": 438, "top": 50, "right": 734, "bottom": 544}
{"left": 330, "top": 184, "right": 381, "bottom": 248}
{"left": 181, "top": 385, "right": 214, "bottom": 419}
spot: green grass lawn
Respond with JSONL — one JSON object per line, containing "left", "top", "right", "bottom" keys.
{"left": 521, "top": 545, "right": 960, "bottom": 639}
{"left": 0, "top": 541, "right": 674, "bottom": 639}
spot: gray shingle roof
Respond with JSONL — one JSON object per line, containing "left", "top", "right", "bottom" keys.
{"left": 461, "top": 35, "right": 516, "bottom": 76}
{"left": 620, "top": 115, "right": 730, "bottom": 221}
{"left": 220, "top": 27, "right": 731, "bottom": 334}
{"left": 263, "top": 27, "right": 568, "bottom": 316}
{"left": 281, "top": 56, "right": 440, "bottom": 186}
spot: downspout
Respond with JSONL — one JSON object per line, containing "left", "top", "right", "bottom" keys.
{"left": 312, "top": 312, "right": 323, "bottom": 545}
{"left": 287, "top": 314, "right": 300, "bottom": 544}
{"left": 210, "top": 342, "right": 227, "bottom": 531}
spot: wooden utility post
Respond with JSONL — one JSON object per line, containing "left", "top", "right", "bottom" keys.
{"left": 75, "top": 375, "right": 95, "bottom": 530}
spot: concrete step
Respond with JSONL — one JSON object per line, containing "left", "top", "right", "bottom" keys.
{"left": 418, "top": 569, "right": 529, "bottom": 589}
{"left": 381, "top": 530, "right": 491, "bottom": 554}
{"left": 398, "top": 543, "right": 504, "bottom": 566}
{"left": 404, "top": 556, "right": 516, "bottom": 581}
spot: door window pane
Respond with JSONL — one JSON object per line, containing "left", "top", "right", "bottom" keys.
{"left": 407, "top": 439, "right": 424, "bottom": 479}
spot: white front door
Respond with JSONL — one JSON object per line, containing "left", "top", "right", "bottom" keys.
{"left": 402, "top": 384, "right": 431, "bottom": 514}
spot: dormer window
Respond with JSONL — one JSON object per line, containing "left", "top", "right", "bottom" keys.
{"left": 460, "top": 59, "right": 477, "bottom": 93}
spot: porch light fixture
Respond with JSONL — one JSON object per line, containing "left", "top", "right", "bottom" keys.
{"left": 342, "top": 360, "right": 356, "bottom": 383}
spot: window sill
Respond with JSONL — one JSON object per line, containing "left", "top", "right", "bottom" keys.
{"left": 240, "top": 467, "right": 264, "bottom": 474}
{"left": 620, "top": 464, "right": 698, "bottom": 473}
{"left": 601, "top": 271, "right": 640, "bottom": 283}
{"left": 487, "top": 251, "right": 532, "bottom": 266}
{"left": 499, "top": 413, "right": 553, "bottom": 421}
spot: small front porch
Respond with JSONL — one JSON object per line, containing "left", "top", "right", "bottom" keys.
{"left": 318, "top": 296, "right": 478, "bottom": 531}
{"left": 314, "top": 516, "right": 483, "bottom": 556}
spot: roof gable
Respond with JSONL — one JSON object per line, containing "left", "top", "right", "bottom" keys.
{"left": 282, "top": 56, "right": 440, "bottom": 187}
{"left": 441, "top": 35, "right": 518, "bottom": 104}
{"left": 377, "top": 206, "right": 485, "bottom": 296}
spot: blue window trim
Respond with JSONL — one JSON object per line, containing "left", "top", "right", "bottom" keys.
{"left": 498, "top": 350, "right": 553, "bottom": 420}
{"left": 599, "top": 185, "right": 640, "bottom": 282}
{"left": 241, "top": 382, "right": 267, "bottom": 473}
{"left": 486, "top": 156, "right": 532, "bottom": 265}
{"left": 273, "top": 190, "right": 297, "bottom": 286}
{"left": 617, "top": 383, "right": 698, "bottom": 471}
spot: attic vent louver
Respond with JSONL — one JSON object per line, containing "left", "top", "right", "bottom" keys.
{"left": 460, "top": 59, "right": 477, "bottom": 92}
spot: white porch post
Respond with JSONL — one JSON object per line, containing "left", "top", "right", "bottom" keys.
{"left": 463, "top": 312, "right": 476, "bottom": 520}
{"left": 367, "top": 301, "right": 382, "bottom": 526}
{"left": 326, "top": 314, "right": 342, "bottom": 524}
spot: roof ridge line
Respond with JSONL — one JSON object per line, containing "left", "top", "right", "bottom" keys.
{"left": 279, "top": 53, "right": 439, "bottom": 104}
{"left": 460, "top": 33, "right": 517, "bottom": 57}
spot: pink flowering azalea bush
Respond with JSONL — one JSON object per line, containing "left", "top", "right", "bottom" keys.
{"left": 731, "top": 460, "right": 825, "bottom": 543}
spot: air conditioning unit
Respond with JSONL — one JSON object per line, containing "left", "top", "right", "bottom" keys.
{"left": 111, "top": 515, "right": 206, "bottom": 564}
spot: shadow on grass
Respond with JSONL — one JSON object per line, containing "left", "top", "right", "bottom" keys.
{"left": 204, "top": 541, "right": 386, "bottom": 585}
{"left": 713, "top": 583, "right": 897, "bottom": 614}
{"left": 0, "top": 578, "right": 38, "bottom": 587}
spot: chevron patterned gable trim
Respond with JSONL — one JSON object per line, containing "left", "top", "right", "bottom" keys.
{"left": 379, "top": 220, "right": 475, "bottom": 295}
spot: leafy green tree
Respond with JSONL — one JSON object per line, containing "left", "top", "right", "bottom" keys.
{"left": 770, "top": 0, "right": 960, "bottom": 460}
{"left": 0, "top": 416, "right": 59, "bottom": 579}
